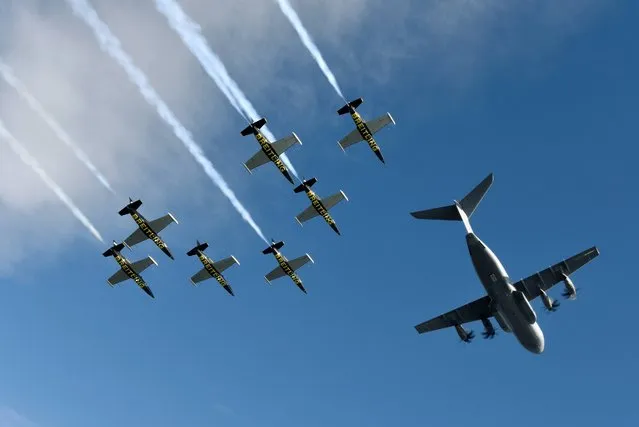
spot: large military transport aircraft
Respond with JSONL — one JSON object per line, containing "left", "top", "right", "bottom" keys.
{"left": 410, "top": 173, "right": 599, "bottom": 354}
{"left": 262, "top": 240, "right": 314, "bottom": 294}
{"left": 187, "top": 241, "right": 240, "bottom": 296}
{"left": 337, "top": 97, "right": 395, "bottom": 163}
{"left": 293, "top": 177, "right": 348, "bottom": 235}
{"left": 103, "top": 241, "right": 157, "bottom": 298}
{"left": 240, "top": 118, "right": 302, "bottom": 184}
{"left": 118, "top": 198, "right": 178, "bottom": 260}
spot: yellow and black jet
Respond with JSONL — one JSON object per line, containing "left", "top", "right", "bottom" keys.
{"left": 293, "top": 177, "right": 348, "bottom": 235}
{"left": 337, "top": 97, "right": 395, "bottom": 163}
{"left": 118, "top": 198, "right": 178, "bottom": 260}
{"left": 103, "top": 241, "right": 157, "bottom": 298}
{"left": 187, "top": 240, "right": 240, "bottom": 296}
{"left": 262, "top": 240, "right": 314, "bottom": 294}
{"left": 240, "top": 117, "right": 302, "bottom": 185}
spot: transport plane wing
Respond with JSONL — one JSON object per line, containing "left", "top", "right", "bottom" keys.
{"left": 415, "top": 296, "right": 493, "bottom": 335}
{"left": 514, "top": 246, "right": 600, "bottom": 301}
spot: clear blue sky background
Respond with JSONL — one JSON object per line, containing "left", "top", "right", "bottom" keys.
{"left": 1, "top": 1, "right": 638, "bottom": 427}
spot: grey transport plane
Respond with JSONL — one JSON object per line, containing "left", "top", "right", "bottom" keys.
{"left": 262, "top": 240, "right": 314, "bottom": 294}
{"left": 410, "top": 173, "right": 600, "bottom": 354}
{"left": 293, "top": 177, "right": 348, "bottom": 235}
{"left": 240, "top": 117, "right": 302, "bottom": 184}
{"left": 118, "top": 198, "right": 178, "bottom": 260}
{"left": 337, "top": 97, "right": 395, "bottom": 163}
{"left": 187, "top": 241, "right": 240, "bottom": 296}
{"left": 103, "top": 241, "right": 158, "bottom": 298}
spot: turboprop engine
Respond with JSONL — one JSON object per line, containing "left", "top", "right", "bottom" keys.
{"left": 561, "top": 274, "right": 577, "bottom": 300}
{"left": 481, "top": 318, "right": 496, "bottom": 339}
{"left": 454, "top": 324, "right": 475, "bottom": 343}
{"left": 540, "top": 288, "right": 560, "bottom": 312}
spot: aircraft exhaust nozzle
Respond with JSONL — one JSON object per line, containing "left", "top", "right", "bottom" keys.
{"left": 337, "top": 97, "right": 363, "bottom": 115}
{"left": 186, "top": 241, "right": 209, "bottom": 256}
{"left": 240, "top": 117, "right": 267, "bottom": 136}
{"left": 118, "top": 198, "right": 142, "bottom": 216}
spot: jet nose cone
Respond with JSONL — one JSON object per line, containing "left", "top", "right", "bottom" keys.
{"left": 144, "top": 286, "right": 155, "bottom": 299}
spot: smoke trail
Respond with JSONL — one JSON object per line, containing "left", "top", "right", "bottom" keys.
{"left": 0, "top": 119, "right": 104, "bottom": 243}
{"left": 0, "top": 59, "right": 116, "bottom": 194}
{"left": 275, "top": 0, "right": 345, "bottom": 101}
{"left": 65, "top": 0, "right": 268, "bottom": 243}
{"left": 154, "top": 0, "right": 300, "bottom": 180}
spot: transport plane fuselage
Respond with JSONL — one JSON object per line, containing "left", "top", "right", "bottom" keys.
{"left": 466, "top": 232, "right": 544, "bottom": 354}
{"left": 127, "top": 210, "right": 174, "bottom": 259}
{"left": 348, "top": 109, "right": 384, "bottom": 163}
{"left": 254, "top": 131, "right": 294, "bottom": 184}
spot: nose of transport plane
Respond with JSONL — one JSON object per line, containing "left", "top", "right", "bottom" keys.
{"left": 525, "top": 326, "right": 545, "bottom": 354}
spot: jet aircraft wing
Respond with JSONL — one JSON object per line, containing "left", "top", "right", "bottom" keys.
{"left": 244, "top": 149, "right": 270, "bottom": 172}
{"left": 287, "top": 254, "right": 314, "bottom": 271}
{"left": 265, "top": 265, "right": 287, "bottom": 282}
{"left": 338, "top": 128, "right": 364, "bottom": 150}
{"left": 321, "top": 191, "right": 348, "bottom": 211}
{"left": 270, "top": 133, "right": 302, "bottom": 156}
{"left": 107, "top": 269, "right": 129, "bottom": 286}
{"left": 513, "top": 246, "right": 600, "bottom": 301}
{"left": 415, "top": 295, "right": 493, "bottom": 334}
{"left": 124, "top": 228, "right": 148, "bottom": 248}
{"left": 212, "top": 256, "right": 239, "bottom": 273}
{"left": 191, "top": 267, "right": 211, "bottom": 285}
{"left": 295, "top": 204, "right": 319, "bottom": 224}
{"left": 365, "top": 112, "right": 395, "bottom": 135}
{"left": 148, "top": 213, "right": 178, "bottom": 233}
{"left": 130, "top": 256, "right": 158, "bottom": 274}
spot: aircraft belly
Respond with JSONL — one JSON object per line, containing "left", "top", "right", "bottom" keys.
{"left": 497, "top": 293, "right": 545, "bottom": 354}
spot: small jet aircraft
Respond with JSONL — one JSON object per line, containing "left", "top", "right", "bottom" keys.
{"left": 337, "top": 97, "right": 395, "bottom": 163}
{"left": 262, "top": 240, "right": 314, "bottom": 294}
{"left": 410, "top": 173, "right": 599, "bottom": 354}
{"left": 118, "top": 198, "right": 178, "bottom": 260}
{"left": 293, "top": 177, "right": 348, "bottom": 235}
{"left": 187, "top": 241, "right": 240, "bottom": 296}
{"left": 103, "top": 241, "right": 158, "bottom": 298}
{"left": 240, "top": 118, "right": 302, "bottom": 184}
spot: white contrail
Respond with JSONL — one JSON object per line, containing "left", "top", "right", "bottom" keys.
{"left": 65, "top": 0, "right": 268, "bottom": 243}
{"left": 0, "top": 58, "right": 116, "bottom": 194}
{"left": 0, "top": 119, "right": 104, "bottom": 243}
{"left": 154, "top": 0, "right": 300, "bottom": 180}
{"left": 275, "top": 0, "right": 345, "bottom": 101}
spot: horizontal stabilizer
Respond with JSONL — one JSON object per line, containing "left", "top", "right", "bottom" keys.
{"left": 337, "top": 97, "right": 363, "bottom": 115}
{"left": 187, "top": 241, "right": 209, "bottom": 256}
{"left": 240, "top": 117, "right": 267, "bottom": 136}
{"left": 410, "top": 173, "right": 494, "bottom": 227}
{"left": 263, "top": 241, "right": 284, "bottom": 254}
{"left": 118, "top": 199, "right": 142, "bottom": 216}
{"left": 293, "top": 177, "right": 317, "bottom": 193}
{"left": 102, "top": 242, "right": 125, "bottom": 257}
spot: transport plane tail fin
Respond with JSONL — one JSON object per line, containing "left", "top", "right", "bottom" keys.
{"left": 409, "top": 173, "right": 494, "bottom": 233}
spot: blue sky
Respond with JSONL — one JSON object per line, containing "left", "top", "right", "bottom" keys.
{"left": 0, "top": 1, "right": 638, "bottom": 426}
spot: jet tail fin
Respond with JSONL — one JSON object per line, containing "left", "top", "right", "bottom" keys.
{"left": 262, "top": 241, "right": 284, "bottom": 254}
{"left": 118, "top": 199, "right": 142, "bottom": 216}
{"left": 410, "top": 173, "right": 494, "bottom": 231}
{"left": 187, "top": 241, "right": 209, "bottom": 256}
{"left": 240, "top": 118, "right": 267, "bottom": 136}
{"left": 293, "top": 177, "right": 317, "bottom": 193}
{"left": 337, "top": 97, "right": 363, "bottom": 115}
